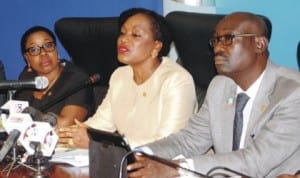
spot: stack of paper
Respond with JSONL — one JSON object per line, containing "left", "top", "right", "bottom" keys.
{"left": 50, "top": 147, "right": 89, "bottom": 167}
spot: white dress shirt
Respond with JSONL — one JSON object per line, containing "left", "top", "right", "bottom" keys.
{"left": 237, "top": 71, "right": 265, "bottom": 148}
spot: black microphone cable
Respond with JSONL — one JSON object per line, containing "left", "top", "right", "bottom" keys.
{"left": 119, "top": 150, "right": 207, "bottom": 178}
{"left": 206, "top": 166, "right": 252, "bottom": 178}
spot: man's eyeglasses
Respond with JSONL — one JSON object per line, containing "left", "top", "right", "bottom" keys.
{"left": 25, "top": 42, "right": 56, "bottom": 56}
{"left": 209, "top": 34, "right": 257, "bottom": 48}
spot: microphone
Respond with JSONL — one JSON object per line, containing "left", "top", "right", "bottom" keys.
{"left": 0, "top": 76, "right": 49, "bottom": 90}
{"left": 119, "top": 150, "right": 207, "bottom": 178}
{"left": 0, "top": 129, "right": 20, "bottom": 162}
{"left": 42, "top": 112, "right": 57, "bottom": 127}
{"left": 206, "top": 166, "right": 252, "bottom": 178}
{"left": 22, "top": 106, "right": 57, "bottom": 127}
{"left": 39, "top": 73, "right": 100, "bottom": 112}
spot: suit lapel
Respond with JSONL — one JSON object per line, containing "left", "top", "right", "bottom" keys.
{"left": 221, "top": 82, "right": 237, "bottom": 151}
{"left": 245, "top": 61, "right": 275, "bottom": 144}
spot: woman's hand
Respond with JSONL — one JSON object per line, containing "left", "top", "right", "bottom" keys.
{"left": 57, "top": 119, "right": 89, "bottom": 148}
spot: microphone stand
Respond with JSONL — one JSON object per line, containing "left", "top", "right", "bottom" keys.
{"left": 4, "top": 145, "right": 18, "bottom": 177}
{"left": 2, "top": 144, "right": 38, "bottom": 178}
{"left": 28, "top": 142, "right": 49, "bottom": 178}
{"left": 2, "top": 143, "right": 50, "bottom": 178}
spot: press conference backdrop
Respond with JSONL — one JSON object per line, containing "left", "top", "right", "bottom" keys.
{"left": 0, "top": 0, "right": 300, "bottom": 80}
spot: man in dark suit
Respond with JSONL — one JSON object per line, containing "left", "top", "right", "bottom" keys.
{"left": 127, "top": 12, "right": 300, "bottom": 177}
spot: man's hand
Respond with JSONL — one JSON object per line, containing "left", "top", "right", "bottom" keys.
{"left": 277, "top": 173, "right": 300, "bottom": 178}
{"left": 127, "top": 155, "right": 180, "bottom": 178}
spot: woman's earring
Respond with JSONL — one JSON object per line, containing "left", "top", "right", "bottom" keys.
{"left": 151, "top": 50, "right": 158, "bottom": 58}
{"left": 27, "top": 64, "right": 32, "bottom": 72}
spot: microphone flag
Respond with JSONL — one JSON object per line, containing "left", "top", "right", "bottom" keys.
{"left": 1, "top": 100, "right": 58, "bottom": 157}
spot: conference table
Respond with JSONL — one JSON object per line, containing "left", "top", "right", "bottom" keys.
{"left": 0, "top": 163, "right": 89, "bottom": 178}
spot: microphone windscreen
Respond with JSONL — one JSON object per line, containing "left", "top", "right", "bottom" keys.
{"left": 22, "top": 107, "right": 57, "bottom": 127}
{"left": 0, "top": 108, "right": 9, "bottom": 115}
{"left": 35, "top": 76, "right": 49, "bottom": 89}
{"left": 0, "top": 129, "right": 20, "bottom": 162}
{"left": 43, "top": 112, "right": 57, "bottom": 127}
{"left": 22, "top": 106, "right": 44, "bottom": 122}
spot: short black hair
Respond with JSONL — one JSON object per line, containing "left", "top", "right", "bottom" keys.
{"left": 21, "top": 26, "right": 56, "bottom": 54}
{"left": 118, "top": 8, "right": 172, "bottom": 58}
{"left": 258, "top": 15, "right": 272, "bottom": 42}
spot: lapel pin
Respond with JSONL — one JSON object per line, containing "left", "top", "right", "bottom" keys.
{"left": 226, "top": 98, "right": 234, "bottom": 105}
{"left": 260, "top": 105, "right": 265, "bottom": 111}
{"left": 142, "top": 92, "right": 147, "bottom": 97}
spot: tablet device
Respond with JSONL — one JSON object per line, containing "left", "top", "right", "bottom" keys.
{"left": 87, "top": 127, "right": 135, "bottom": 163}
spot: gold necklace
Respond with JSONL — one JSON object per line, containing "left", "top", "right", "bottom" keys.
{"left": 40, "top": 67, "right": 63, "bottom": 97}
{"left": 41, "top": 73, "right": 60, "bottom": 97}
